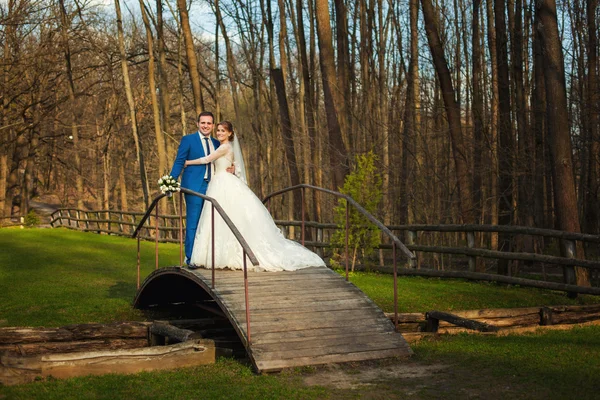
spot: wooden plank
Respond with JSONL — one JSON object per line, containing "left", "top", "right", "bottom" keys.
{"left": 250, "top": 324, "right": 396, "bottom": 345}
{"left": 214, "top": 282, "right": 361, "bottom": 297}
{"left": 218, "top": 291, "right": 360, "bottom": 304}
{"left": 245, "top": 308, "right": 389, "bottom": 324}
{"left": 251, "top": 331, "right": 403, "bottom": 353}
{"left": 255, "top": 347, "right": 412, "bottom": 372}
{"left": 238, "top": 314, "right": 393, "bottom": 334}
{"left": 228, "top": 298, "right": 375, "bottom": 315}
{"left": 214, "top": 279, "right": 355, "bottom": 291}
{"left": 252, "top": 336, "right": 410, "bottom": 361}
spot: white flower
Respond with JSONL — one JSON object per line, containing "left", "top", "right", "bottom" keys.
{"left": 158, "top": 175, "right": 180, "bottom": 194}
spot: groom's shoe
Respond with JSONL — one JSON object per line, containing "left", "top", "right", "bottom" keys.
{"left": 187, "top": 264, "right": 200, "bottom": 270}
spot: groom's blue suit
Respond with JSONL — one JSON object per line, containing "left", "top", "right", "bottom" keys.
{"left": 170, "top": 132, "right": 220, "bottom": 263}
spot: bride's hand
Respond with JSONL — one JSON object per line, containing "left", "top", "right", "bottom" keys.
{"left": 184, "top": 160, "right": 189, "bottom": 167}
{"left": 226, "top": 164, "right": 235, "bottom": 174}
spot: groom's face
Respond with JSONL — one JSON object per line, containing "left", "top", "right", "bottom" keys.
{"left": 197, "top": 116, "right": 214, "bottom": 137}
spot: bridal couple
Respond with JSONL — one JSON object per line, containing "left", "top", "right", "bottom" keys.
{"left": 169, "top": 111, "right": 325, "bottom": 272}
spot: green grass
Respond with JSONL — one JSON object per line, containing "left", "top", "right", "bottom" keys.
{"left": 339, "top": 270, "right": 598, "bottom": 313}
{"left": 1, "top": 228, "right": 600, "bottom": 399}
{"left": 412, "top": 325, "right": 600, "bottom": 399}
{"left": 0, "top": 228, "right": 181, "bottom": 327}
{"left": 0, "top": 358, "right": 327, "bottom": 400}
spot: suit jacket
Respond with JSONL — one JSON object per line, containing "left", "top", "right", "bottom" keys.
{"left": 170, "top": 132, "right": 220, "bottom": 192}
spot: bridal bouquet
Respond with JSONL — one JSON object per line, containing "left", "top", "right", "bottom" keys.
{"left": 158, "top": 175, "right": 180, "bottom": 194}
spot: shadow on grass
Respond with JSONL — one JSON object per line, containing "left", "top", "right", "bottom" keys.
{"left": 107, "top": 281, "right": 137, "bottom": 301}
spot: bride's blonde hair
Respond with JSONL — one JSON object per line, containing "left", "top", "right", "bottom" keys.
{"left": 218, "top": 121, "right": 235, "bottom": 142}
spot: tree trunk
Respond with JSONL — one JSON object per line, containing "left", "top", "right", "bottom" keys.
{"left": 532, "top": 8, "right": 547, "bottom": 231}
{"left": 59, "top": 0, "right": 84, "bottom": 210}
{"left": 486, "top": 0, "right": 499, "bottom": 249}
{"left": 536, "top": 0, "right": 590, "bottom": 287}
{"left": 315, "top": 0, "right": 349, "bottom": 189}
{"left": 472, "top": 0, "right": 483, "bottom": 221}
{"left": 177, "top": 0, "right": 204, "bottom": 116}
{"left": 420, "top": 0, "right": 475, "bottom": 225}
{"left": 334, "top": 0, "right": 351, "bottom": 150}
{"left": 297, "top": 0, "right": 320, "bottom": 222}
{"left": 213, "top": 0, "right": 240, "bottom": 117}
{"left": 156, "top": 0, "right": 171, "bottom": 146}
{"left": 114, "top": 0, "right": 149, "bottom": 208}
{"left": 139, "top": 0, "right": 168, "bottom": 177}
{"left": 118, "top": 156, "right": 128, "bottom": 211}
{"left": 400, "top": 0, "right": 420, "bottom": 226}
{"left": 584, "top": 0, "right": 599, "bottom": 235}
{"left": 495, "top": 0, "right": 514, "bottom": 275}
{"left": 271, "top": 68, "right": 302, "bottom": 221}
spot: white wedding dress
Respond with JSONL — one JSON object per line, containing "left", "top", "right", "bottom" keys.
{"left": 190, "top": 143, "right": 326, "bottom": 271}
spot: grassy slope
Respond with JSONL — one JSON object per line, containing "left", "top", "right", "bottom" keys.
{"left": 1, "top": 228, "right": 599, "bottom": 399}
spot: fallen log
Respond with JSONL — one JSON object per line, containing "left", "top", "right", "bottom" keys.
{"left": 0, "top": 338, "right": 148, "bottom": 356}
{"left": 149, "top": 322, "right": 198, "bottom": 344}
{"left": 425, "top": 311, "right": 499, "bottom": 332}
{"left": 0, "top": 339, "right": 216, "bottom": 386}
{"left": 0, "top": 322, "right": 149, "bottom": 344}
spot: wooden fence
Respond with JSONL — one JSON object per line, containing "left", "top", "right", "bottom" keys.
{"left": 49, "top": 208, "right": 600, "bottom": 285}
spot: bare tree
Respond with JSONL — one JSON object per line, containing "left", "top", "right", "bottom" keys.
{"left": 536, "top": 0, "right": 590, "bottom": 287}
{"left": 314, "top": 0, "right": 349, "bottom": 189}
{"left": 114, "top": 0, "right": 149, "bottom": 207}
{"left": 177, "top": 0, "right": 204, "bottom": 116}
{"left": 420, "top": 0, "right": 475, "bottom": 225}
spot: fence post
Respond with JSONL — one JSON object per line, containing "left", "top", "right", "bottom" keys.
{"left": 316, "top": 227, "right": 323, "bottom": 258}
{"left": 408, "top": 230, "right": 417, "bottom": 268}
{"left": 467, "top": 231, "right": 476, "bottom": 272}
{"left": 561, "top": 239, "right": 577, "bottom": 298}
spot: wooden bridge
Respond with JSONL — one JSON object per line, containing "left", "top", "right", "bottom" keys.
{"left": 134, "top": 265, "right": 413, "bottom": 372}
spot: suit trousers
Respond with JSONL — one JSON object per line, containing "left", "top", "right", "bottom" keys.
{"left": 184, "top": 180, "right": 208, "bottom": 262}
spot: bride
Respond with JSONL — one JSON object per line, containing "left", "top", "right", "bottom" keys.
{"left": 186, "top": 121, "right": 325, "bottom": 272}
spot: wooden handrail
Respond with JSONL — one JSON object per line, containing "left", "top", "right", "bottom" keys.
{"left": 262, "top": 184, "right": 416, "bottom": 261}
{"left": 131, "top": 189, "right": 259, "bottom": 266}
{"left": 262, "top": 183, "right": 416, "bottom": 332}
{"left": 131, "top": 188, "right": 258, "bottom": 345}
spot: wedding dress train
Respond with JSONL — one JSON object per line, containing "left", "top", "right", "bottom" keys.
{"left": 190, "top": 144, "right": 325, "bottom": 271}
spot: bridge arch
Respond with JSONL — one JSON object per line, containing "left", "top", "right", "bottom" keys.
{"left": 133, "top": 267, "right": 248, "bottom": 347}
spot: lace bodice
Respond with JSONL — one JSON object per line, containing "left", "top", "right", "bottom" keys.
{"left": 211, "top": 143, "right": 234, "bottom": 174}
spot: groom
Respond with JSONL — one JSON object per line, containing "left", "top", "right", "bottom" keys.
{"left": 169, "top": 111, "right": 220, "bottom": 265}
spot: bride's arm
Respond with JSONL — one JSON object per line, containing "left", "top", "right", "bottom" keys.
{"left": 185, "top": 144, "right": 229, "bottom": 166}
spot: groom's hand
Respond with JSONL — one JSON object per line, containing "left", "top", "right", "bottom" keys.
{"left": 226, "top": 165, "right": 235, "bottom": 174}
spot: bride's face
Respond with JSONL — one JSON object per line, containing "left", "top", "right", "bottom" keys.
{"left": 216, "top": 125, "right": 230, "bottom": 142}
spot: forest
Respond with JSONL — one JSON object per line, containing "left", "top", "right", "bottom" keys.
{"left": 0, "top": 0, "right": 598, "bottom": 247}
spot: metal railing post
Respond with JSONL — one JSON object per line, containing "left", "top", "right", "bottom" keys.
{"left": 179, "top": 192, "right": 183, "bottom": 266}
{"left": 345, "top": 200, "right": 349, "bottom": 281}
{"left": 212, "top": 204, "right": 215, "bottom": 289}
{"left": 243, "top": 250, "right": 251, "bottom": 345}
{"left": 393, "top": 242, "right": 398, "bottom": 331}
{"left": 155, "top": 203, "right": 159, "bottom": 270}
{"left": 301, "top": 187, "right": 305, "bottom": 246}
{"left": 137, "top": 236, "right": 141, "bottom": 289}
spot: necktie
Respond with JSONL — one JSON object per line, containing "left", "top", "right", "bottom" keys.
{"left": 204, "top": 137, "right": 211, "bottom": 181}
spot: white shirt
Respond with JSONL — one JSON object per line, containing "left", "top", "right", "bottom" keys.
{"left": 199, "top": 132, "right": 215, "bottom": 180}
